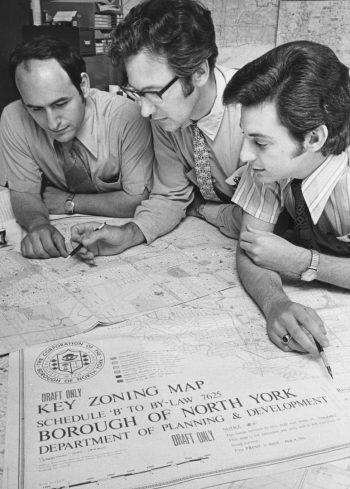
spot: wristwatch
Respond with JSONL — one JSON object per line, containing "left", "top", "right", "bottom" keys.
{"left": 64, "top": 193, "right": 75, "bottom": 215}
{"left": 300, "top": 249, "right": 320, "bottom": 282}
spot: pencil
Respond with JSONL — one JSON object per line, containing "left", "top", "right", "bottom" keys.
{"left": 314, "top": 338, "right": 333, "bottom": 379}
{"left": 66, "top": 222, "right": 106, "bottom": 259}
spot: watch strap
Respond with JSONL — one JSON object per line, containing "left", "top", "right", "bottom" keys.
{"left": 300, "top": 249, "right": 320, "bottom": 281}
{"left": 308, "top": 249, "right": 320, "bottom": 271}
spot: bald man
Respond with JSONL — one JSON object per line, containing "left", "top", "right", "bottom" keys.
{"left": 0, "top": 36, "right": 154, "bottom": 258}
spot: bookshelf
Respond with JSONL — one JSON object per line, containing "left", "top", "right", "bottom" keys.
{"left": 94, "top": 5, "right": 123, "bottom": 55}
{"left": 21, "top": 1, "right": 124, "bottom": 90}
{"left": 39, "top": 1, "right": 123, "bottom": 56}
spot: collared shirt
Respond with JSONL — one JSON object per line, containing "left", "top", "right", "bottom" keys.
{"left": 231, "top": 152, "right": 350, "bottom": 244}
{"left": 0, "top": 88, "right": 154, "bottom": 196}
{"left": 134, "top": 66, "right": 244, "bottom": 243}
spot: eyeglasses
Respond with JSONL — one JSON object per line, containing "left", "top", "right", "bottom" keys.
{"left": 121, "top": 76, "right": 179, "bottom": 104}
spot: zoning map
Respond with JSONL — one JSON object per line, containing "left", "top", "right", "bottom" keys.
{"left": 1, "top": 1, "right": 350, "bottom": 486}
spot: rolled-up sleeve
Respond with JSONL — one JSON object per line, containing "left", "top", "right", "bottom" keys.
{"left": 0, "top": 130, "right": 7, "bottom": 187}
{"left": 116, "top": 102, "right": 155, "bottom": 196}
{"left": 133, "top": 123, "right": 194, "bottom": 243}
{"left": 231, "top": 164, "right": 283, "bottom": 224}
{"left": 0, "top": 104, "right": 42, "bottom": 194}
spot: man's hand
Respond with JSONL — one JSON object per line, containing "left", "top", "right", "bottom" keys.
{"left": 70, "top": 221, "right": 145, "bottom": 265}
{"left": 240, "top": 225, "right": 310, "bottom": 276}
{"left": 21, "top": 223, "right": 68, "bottom": 259}
{"left": 266, "top": 299, "right": 329, "bottom": 354}
{"left": 42, "top": 186, "right": 71, "bottom": 214}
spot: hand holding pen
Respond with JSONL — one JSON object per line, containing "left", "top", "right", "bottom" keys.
{"left": 314, "top": 338, "right": 333, "bottom": 379}
{"left": 69, "top": 220, "right": 140, "bottom": 265}
{"left": 67, "top": 222, "right": 106, "bottom": 261}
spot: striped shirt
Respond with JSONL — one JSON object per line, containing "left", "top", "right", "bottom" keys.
{"left": 229, "top": 151, "right": 350, "bottom": 241}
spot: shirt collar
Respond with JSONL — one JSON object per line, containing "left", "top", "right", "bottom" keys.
{"left": 74, "top": 96, "right": 98, "bottom": 158}
{"left": 47, "top": 95, "right": 98, "bottom": 158}
{"left": 184, "top": 66, "right": 231, "bottom": 141}
{"left": 301, "top": 151, "right": 349, "bottom": 224}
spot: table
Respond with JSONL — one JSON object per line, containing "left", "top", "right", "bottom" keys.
{"left": 1, "top": 214, "right": 350, "bottom": 489}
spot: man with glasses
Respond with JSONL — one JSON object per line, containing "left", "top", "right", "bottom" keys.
{"left": 70, "top": 0, "right": 244, "bottom": 263}
{"left": 0, "top": 36, "right": 154, "bottom": 259}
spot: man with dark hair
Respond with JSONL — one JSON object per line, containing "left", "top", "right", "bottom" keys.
{"left": 222, "top": 40, "right": 350, "bottom": 355}
{"left": 0, "top": 36, "right": 154, "bottom": 259}
{"left": 70, "top": 0, "right": 244, "bottom": 261}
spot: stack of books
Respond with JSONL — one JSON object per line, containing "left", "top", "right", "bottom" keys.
{"left": 94, "top": 13, "right": 113, "bottom": 29}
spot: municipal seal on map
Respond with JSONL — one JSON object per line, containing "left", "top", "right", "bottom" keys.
{"left": 34, "top": 341, "right": 105, "bottom": 384}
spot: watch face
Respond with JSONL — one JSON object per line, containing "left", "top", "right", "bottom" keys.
{"left": 64, "top": 199, "right": 75, "bottom": 214}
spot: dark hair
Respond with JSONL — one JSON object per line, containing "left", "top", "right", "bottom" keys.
{"left": 109, "top": 0, "right": 218, "bottom": 95}
{"left": 223, "top": 41, "right": 350, "bottom": 156}
{"left": 10, "top": 36, "right": 86, "bottom": 96}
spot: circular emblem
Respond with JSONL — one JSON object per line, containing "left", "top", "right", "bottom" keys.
{"left": 34, "top": 341, "right": 105, "bottom": 383}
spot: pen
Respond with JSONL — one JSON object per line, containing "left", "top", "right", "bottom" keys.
{"left": 314, "top": 338, "right": 333, "bottom": 379}
{"left": 66, "top": 222, "right": 106, "bottom": 259}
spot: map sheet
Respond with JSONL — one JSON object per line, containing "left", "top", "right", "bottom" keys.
{"left": 2, "top": 216, "right": 350, "bottom": 487}
{"left": 277, "top": 1, "right": 350, "bottom": 66}
{"left": 4, "top": 313, "right": 350, "bottom": 489}
{"left": 123, "top": 0, "right": 279, "bottom": 68}
{"left": 0, "top": 217, "right": 236, "bottom": 355}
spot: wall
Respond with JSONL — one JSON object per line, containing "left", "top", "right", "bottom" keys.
{"left": 1, "top": 0, "right": 347, "bottom": 113}
{"left": 0, "top": 0, "right": 32, "bottom": 114}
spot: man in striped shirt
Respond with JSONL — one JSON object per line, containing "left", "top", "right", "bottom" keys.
{"left": 223, "top": 41, "right": 350, "bottom": 356}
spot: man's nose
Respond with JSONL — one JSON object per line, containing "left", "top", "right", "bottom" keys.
{"left": 46, "top": 108, "right": 60, "bottom": 131}
{"left": 239, "top": 137, "right": 256, "bottom": 163}
{"left": 139, "top": 97, "right": 156, "bottom": 118}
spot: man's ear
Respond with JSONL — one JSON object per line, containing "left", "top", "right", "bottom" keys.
{"left": 80, "top": 72, "right": 90, "bottom": 99}
{"left": 304, "top": 124, "right": 328, "bottom": 153}
{"left": 192, "top": 60, "right": 210, "bottom": 88}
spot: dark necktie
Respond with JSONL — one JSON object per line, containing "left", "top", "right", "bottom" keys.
{"left": 56, "top": 139, "right": 96, "bottom": 193}
{"left": 191, "top": 122, "right": 221, "bottom": 202}
{"left": 290, "top": 179, "right": 319, "bottom": 250}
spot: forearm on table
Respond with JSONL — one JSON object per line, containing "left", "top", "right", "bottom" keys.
{"left": 200, "top": 203, "right": 242, "bottom": 239}
{"left": 237, "top": 245, "right": 288, "bottom": 317}
{"left": 133, "top": 194, "right": 188, "bottom": 243}
{"left": 118, "top": 221, "right": 146, "bottom": 248}
{"left": 10, "top": 190, "right": 50, "bottom": 231}
{"left": 73, "top": 188, "right": 149, "bottom": 218}
{"left": 279, "top": 244, "right": 350, "bottom": 290}
{"left": 316, "top": 253, "right": 350, "bottom": 289}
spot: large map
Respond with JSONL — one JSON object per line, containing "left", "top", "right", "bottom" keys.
{"left": 124, "top": 0, "right": 349, "bottom": 68}
{"left": 123, "top": 0, "right": 279, "bottom": 68}
{"left": 4, "top": 296, "right": 350, "bottom": 489}
{"left": 2, "top": 210, "right": 350, "bottom": 486}
{"left": 277, "top": 1, "right": 350, "bottom": 67}
{"left": 203, "top": 0, "right": 279, "bottom": 68}
{"left": 0, "top": 216, "right": 237, "bottom": 354}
